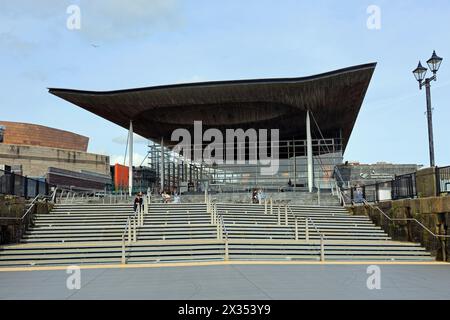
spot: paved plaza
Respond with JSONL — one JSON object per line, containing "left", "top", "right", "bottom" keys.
{"left": 0, "top": 263, "right": 449, "bottom": 300}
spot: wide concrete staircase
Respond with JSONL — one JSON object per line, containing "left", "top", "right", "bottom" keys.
{"left": 0, "top": 202, "right": 433, "bottom": 267}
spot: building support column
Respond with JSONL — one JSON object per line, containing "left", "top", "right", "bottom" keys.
{"left": 160, "top": 138, "right": 165, "bottom": 192}
{"left": 128, "top": 120, "right": 133, "bottom": 196}
{"left": 306, "top": 110, "right": 313, "bottom": 193}
{"left": 293, "top": 138, "right": 297, "bottom": 193}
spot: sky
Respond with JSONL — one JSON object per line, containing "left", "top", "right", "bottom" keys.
{"left": 1, "top": 0, "right": 449, "bottom": 167}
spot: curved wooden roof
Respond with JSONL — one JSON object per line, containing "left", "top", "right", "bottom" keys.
{"left": 49, "top": 63, "right": 376, "bottom": 152}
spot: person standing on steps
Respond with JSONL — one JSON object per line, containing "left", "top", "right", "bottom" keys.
{"left": 133, "top": 193, "right": 139, "bottom": 213}
{"left": 138, "top": 192, "right": 144, "bottom": 211}
{"left": 133, "top": 192, "right": 143, "bottom": 213}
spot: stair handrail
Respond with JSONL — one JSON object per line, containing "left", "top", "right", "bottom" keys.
{"left": 217, "top": 212, "right": 229, "bottom": 260}
{"left": 362, "top": 199, "right": 450, "bottom": 239}
{"left": 121, "top": 216, "right": 132, "bottom": 264}
{"left": 287, "top": 204, "right": 327, "bottom": 240}
{"left": 335, "top": 183, "right": 351, "bottom": 207}
{"left": 287, "top": 204, "right": 326, "bottom": 261}
{"left": 218, "top": 213, "right": 229, "bottom": 240}
{"left": 120, "top": 205, "right": 141, "bottom": 264}
{"left": 1, "top": 194, "right": 44, "bottom": 221}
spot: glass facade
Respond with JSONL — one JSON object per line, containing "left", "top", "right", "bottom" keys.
{"left": 147, "top": 138, "right": 343, "bottom": 193}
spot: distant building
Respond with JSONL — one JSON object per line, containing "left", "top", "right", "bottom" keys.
{"left": 0, "top": 121, "right": 111, "bottom": 191}
{"left": 110, "top": 164, "right": 157, "bottom": 193}
{"left": 336, "top": 162, "right": 422, "bottom": 186}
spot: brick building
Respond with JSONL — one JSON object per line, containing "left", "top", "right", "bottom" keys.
{"left": 0, "top": 121, "right": 110, "bottom": 190}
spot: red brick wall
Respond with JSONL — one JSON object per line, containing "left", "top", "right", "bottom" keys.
{"left": 0, "top": 121, "right": 89, "bottom": 152}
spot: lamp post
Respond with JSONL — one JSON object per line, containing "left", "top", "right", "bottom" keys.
{"left": 412, "top": 50, "right": 443, "bottom": 167}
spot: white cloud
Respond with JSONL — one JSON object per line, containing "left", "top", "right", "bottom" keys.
{"left": 112, "top": 134, "right": 148, "bottom": 145}
{"left": 110, "top": 152, "right": 147, "bottom": 166}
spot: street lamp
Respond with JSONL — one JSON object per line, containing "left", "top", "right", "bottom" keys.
{"left": 412, "top": 50, "right": 443, "bottom": 167}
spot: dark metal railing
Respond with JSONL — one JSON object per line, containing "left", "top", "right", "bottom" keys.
{"left": 437, "top": 166, "right": 450, "bottom": 194}
{"left": 0, "top": 169, "right": 54, "bottom": 199}
{"left": 392, "top": 172, "right": 417, "bottom": 200}
{"left": 336, "top": 165, "right": 450, "bottom": 203}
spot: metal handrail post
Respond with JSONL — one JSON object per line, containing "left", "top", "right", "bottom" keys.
{"left": 121, "top": 238, "right": 126, "bottom": 264}
{"left": 133, "top": 216, "right": 137, "bottom": 242}
{"left": 128, "top": 218, "right": 132, "bottom": 244}
{"left": 320, "top": 235, "right": 325, "bottom": 261}
{"left": 284, "top": 205, "right": 288, "bottom": 226}
{"left": 270, "top": 198, "right": 273, "bottom": 215}
{"left": 277, "top": 206, "right": 281, "bottom": 226}
{"left": 305, "top": 218, "right": 309, "bottom": 242}
{"left": 215, "top": 204, "right": 218, "bottom": 225}
{"left": 224, "top": 240, "right": 229, "bottom": 260}
{"left": 317, "top": 186, "right": 321, "bottom": 206}
{"left": 295, "top": 218, "right": 298, "bottom": 240}
{"left": 264, "top": 199, "right": 267, "bottom": 215}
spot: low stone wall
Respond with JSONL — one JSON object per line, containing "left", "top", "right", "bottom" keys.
{"left": 0, "top": 195, "right": 53, "bottom": 244}
{"left": 347, "top": 196, "right": 450, "bottom": 261}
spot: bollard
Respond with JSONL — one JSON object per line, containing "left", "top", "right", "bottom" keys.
{"left": 285, "top": 206, "right": 288, "bottom": 226}
{"left": 305, "top": 218, "right": 309, "bottom": 242}
{"left": 277, "top": 206, "right": 281, "bottom": 226}
{"left": 295, "top": 218, "right": 298, "bottom": 240}
{"left": 320, "top": 235, "right": 325, "bottom": 262}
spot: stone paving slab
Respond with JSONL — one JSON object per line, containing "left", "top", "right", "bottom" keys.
{"left": 0, "top": 264, "right": 449, "bottom": 300}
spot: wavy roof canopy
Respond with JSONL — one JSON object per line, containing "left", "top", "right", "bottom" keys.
{"left": 49, "top": 63, "right": 376, "bottom": 152}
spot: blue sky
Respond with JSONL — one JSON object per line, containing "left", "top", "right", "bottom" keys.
{"left": 1, "top": 0, "right": 449, "bottom": 166}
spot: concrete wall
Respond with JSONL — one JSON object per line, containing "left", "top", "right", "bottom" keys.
{"left": 0, "top": 121, "right": 89, "bottom": 152}
{"left": 0, "top": 143, "right": 110, "bottom": 177}
{"left": 348, "top": 196, "right": 450, "bottom": 261}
